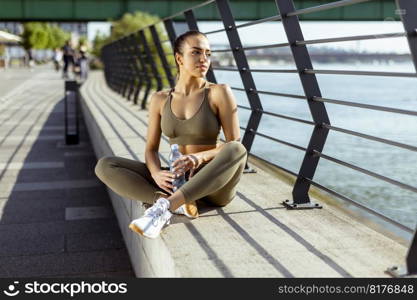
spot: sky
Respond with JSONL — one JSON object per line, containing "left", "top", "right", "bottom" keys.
{"left": 87, "top": 21, "right": 410, "bottom": 54}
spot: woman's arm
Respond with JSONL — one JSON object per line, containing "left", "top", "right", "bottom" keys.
{"left": 145, "top": 92, "right": 164, "bottom": 176}
{"left": 193, "top": 83, "right": 242, "bottom": 165}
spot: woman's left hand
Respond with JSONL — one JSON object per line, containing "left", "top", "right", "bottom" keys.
{"left": 172, "top": 154, "right": 202, "bottom": 178}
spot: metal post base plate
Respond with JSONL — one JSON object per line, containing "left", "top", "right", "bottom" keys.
{"left": 243, "top": 166, "right": 257, "bottom": 174}
{"left": 385, "top": 266, "right": 417, "bottom": 278}
{"left": 282, "top": 199, "right": 322, "bottom": 209}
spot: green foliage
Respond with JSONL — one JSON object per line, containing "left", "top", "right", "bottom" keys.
{"left": 21, "top": 22, "right": 70, "bottom": 50}
{"left": 92, "top": 31, "right": 109, "bottom": 57}
{"left": 21, "top": 22, "right": 48, "bottom": 50}
{"left": 78, "top": 35, "right": 88, "bottom": 47}
{"left": 108, "top": 11, "right": 159, "bottom": 42}
{"left": 109, "top": 11, "right": 177, "bottom": 89}
{"left": 0, "top": 44, "right": 5, "bottom": 56}
{"left": 47, "top": 24, "right": 70, "bottom": 49}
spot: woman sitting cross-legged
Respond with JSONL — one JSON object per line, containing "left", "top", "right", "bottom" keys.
{"left": 94, "top": 30, "right": 247, "bottom": 239}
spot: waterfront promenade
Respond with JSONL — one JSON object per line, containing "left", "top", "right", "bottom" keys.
{"left": 0, "top": 66, "right": 134, "bottom": 277}
{"left": 79, "top": 69, "right": 409, "bottom": 277}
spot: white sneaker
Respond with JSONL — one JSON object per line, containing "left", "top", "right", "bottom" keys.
{"left": 173, "top": 201, "right": 199, "bottom": 219}
{"left": 129, "top": 198, "right": 172, "bottom": 239}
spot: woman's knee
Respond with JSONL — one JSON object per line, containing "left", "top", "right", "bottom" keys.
{"left": 224, "top": 141, "right": 248, "bottom": 155}
{"left": 223, "top": 141, "right": 247, "bottom": 160}
{"left": 208, "top": 194, "right": 235, "bottom": 207}
{"left": 94, "top": 156, "right": 117, "bottom": 178}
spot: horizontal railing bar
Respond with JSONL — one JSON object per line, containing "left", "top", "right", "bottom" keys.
{"left": 212, "top": 66, "right": 299, "bottom": 73}
{"left": 237, "top": 104, "right": 251, "bottom": 110}
{"left": 246, "top": 147, "right": 414, "bottom": 233}
{"left": 234, "top": 14, "right": 283, "bottom": 29}
{"left": 212, "top": 66, "right": 238, "bottom": 71}
{"left": 204, "top": 27, "right": 227, "bottom": 35}
{"left": 287, "top": 0, "right": 372, "bottom": 17}
{"left": 297, "top": 32, "right": 407, "bottom": 46}
{"left": 161, "top": 0, "right": 215, "bottom": 21}
{"left": 303, "top": 176, "right": 414, "bottom": 233}
{"left": 256, "top": 110, "right": 314, "bottom": 126}
{"left": 230, "top": 86, "right": 307, "bottom": 100}
{"left": 314, "top": 150, "right": 417, "bottom": 193}
{"left": 211, "top": 47, "right": 232, "bottom": 53}
{"left": 250, "top": 68, "right": 298, "bottom": 73}
{"left": 215, "top": 42, "right": 295, "bottom": 53}
{"left": 249, "top": 128, "right": 307, "bottom": 151}
{"left": 322, "top": 123, "right": 417, "bottom": 152}
{"left": 304, "top": 69, "right": 417, "bottom": 78}
{"left": 248, "top": 152, "right": 299, "bottom": 178}
{"left": 242, "top": 42, "right": 290, "bottom": 51}
{"left": 314, "top": 96, "right": 417, "bottom": 117}
{"left": 239, "top": 126, "right": 306, "bottom": 151}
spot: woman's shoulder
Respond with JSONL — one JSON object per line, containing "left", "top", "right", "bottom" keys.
{"left": 207, "top": 82, "right": 229, "bottom": 90}
{"left": 206, "top": 82, "right": 232, "bottom": 105}
{"left": 153, "top": 88, "right": 171, "bottom": 99}
{"left": 148, "top": 89, "right": 171, "bottom": 113}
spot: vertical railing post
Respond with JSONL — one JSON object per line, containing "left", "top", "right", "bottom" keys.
{"left": 385, "top": 0, "right": 417, "bottom": 277}
{"left": 126, "top": 34, "right": 142, "bottom": 102}
{"left": 386, "top": 227, "right": 417, "bottom": 277}
{"left": 396, "top": 0, "right": 417, "bottom": 71}
{"left": 128, "top": 34, "right": 145, "bottom": 105}
{"left": 275, "top": 0, "right": 330, "bottom": 209}
{"left": 150, "top": 24, "right": 176, "bottom": 88}
{"left": 164, "top": 19, "right": 177, "bottom": 50}
{"left": 125, "top": 34, "right": 139, "bottom": 101}
{"left": 215, "top": 0, "right": 260, "bottom": 174}
{"left": 163, "top": 19, "right": 179, "bottom": 83}
{"left": 121, "top": 37, "right": 131, "bottom": 98}
{"left": 115, "top": 41, "right": 124, "bottom": 94}
{"left": 139, "top": 29, "right": 163, "bottom": 93}
{"left": 133, "top": 31, "right": 153, "bottom": 109}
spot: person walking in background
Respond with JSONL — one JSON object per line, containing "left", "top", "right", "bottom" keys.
{"left": 53, "top": 47, "right": 63, "bottom": 72}
{"left": 78, "top": 45, "right": 89, "bottom": 80}
{"left": 27, "top": 49, "right": 34, "bottom": 71}
{"left": 62, "top": 40, "right": 74, "bottom": 79}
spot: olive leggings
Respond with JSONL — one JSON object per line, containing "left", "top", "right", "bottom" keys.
{"left": 94, "top": 141, "right": 248, "bottom": 207}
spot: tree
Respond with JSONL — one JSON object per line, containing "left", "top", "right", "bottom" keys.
{"left": 21, "top": 22, "right": 70, "bottom": 50}
{"left": 108, "top": 11, "right": 159, "bottom": 42}
{"left": 108, "top": 11, "right": 175, "bottom": 89}
{"left": 92, "top": 30, "right": 109, "bottom": 58}
{"left": 47, "top": 25, "right": 70, "bottom": 49}
{"left": 21, "top": 22, "right": 49, "bottom": 50}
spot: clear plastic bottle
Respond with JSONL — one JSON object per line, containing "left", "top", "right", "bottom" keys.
{"left": 169, "top": 144, "right": 186, "bottom": 192}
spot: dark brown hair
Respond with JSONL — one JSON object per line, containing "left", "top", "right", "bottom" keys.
{"left": 173, "top": 30, "right": 208, "bottom": 79}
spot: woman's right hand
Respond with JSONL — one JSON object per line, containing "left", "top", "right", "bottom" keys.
{"left": 151, "top": 169, "right": 177, "bottom": 195}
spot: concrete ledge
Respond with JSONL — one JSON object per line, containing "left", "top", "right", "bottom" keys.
{"left": 79, "top": 71, "right": 407, "bottom": 278}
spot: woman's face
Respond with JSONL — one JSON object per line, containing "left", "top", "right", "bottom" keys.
{"left": 176, "top": 34, "right": 211, "bottom": 78}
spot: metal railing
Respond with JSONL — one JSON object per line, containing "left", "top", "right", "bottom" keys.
{"left": 100, "top": 0, "right": 417, "bottom": 277}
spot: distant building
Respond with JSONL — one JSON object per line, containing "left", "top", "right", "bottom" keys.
{"left": 0, "top": 22, "right": 23, "bottom": 35}
{"left": 0, "top": 21, "right": 87, "bottom": 37}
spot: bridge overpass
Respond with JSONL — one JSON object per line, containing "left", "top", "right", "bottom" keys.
{"left": 0, "top": 0, "right": 402, "bottom": 21}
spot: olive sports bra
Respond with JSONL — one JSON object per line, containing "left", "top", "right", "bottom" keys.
{"left": 160, "top": 81, "right": 221, "bottom": 146}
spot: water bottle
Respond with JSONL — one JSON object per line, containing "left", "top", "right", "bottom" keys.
{"left": 169, "top": 144, "right": 187, "bottom": 192}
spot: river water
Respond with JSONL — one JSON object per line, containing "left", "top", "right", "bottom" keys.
{"left": 215, "top": 60, "right": 417, "bottom": 231}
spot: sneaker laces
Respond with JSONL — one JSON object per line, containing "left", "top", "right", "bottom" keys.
{"left": 146, "top": 199, "right": 169, "bottom": 226}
